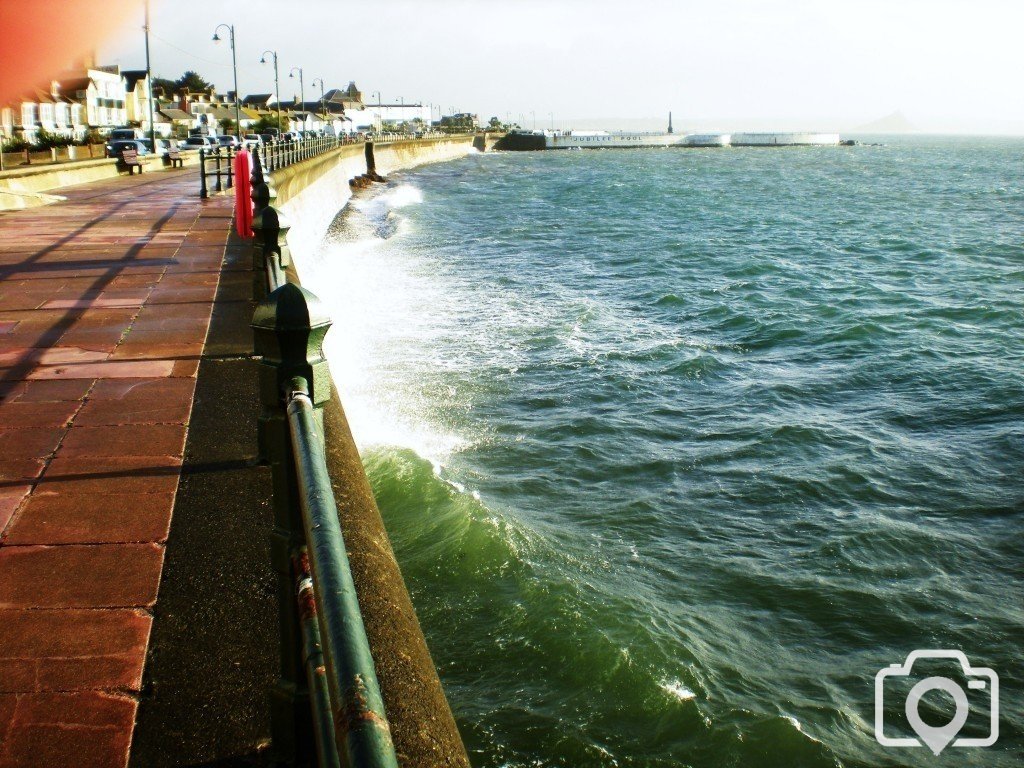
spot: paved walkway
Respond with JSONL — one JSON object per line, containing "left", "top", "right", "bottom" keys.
{"left": 0, "top": 169, "right": 234, "bottom": 767}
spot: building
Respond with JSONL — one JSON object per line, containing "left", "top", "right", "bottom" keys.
{"left": 322, "top": 82, "right": 364, "bottom": 112}
{"left": 123, "top": 69, "right": 164, "bottom": 136}
{"left": 64, "top": 66, "right": 129, "bottom": 133}
{"left": 1, "top": 82, "right": 86, "bottom": 143}
{"left": 156, "top": 107, "right": 194, "bottom": 136}
{"left": 345, "top": 102, "right": 431, "bottom": 132}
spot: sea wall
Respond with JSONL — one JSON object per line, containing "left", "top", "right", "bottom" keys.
{"left": 267, "top": 137, "right": 477, "bottom": 767}
{"left": 273, "top": 135, "right": 477, "bottom": 259}
{"left": 0, "top": 153, "right": 204, "bottom": 210}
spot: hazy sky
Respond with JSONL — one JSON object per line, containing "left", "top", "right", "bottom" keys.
{"left": 99, "top": 0, "right": 1024, "bottom": 133}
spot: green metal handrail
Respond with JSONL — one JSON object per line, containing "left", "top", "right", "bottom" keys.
{"left": 252, "top": 137, "right": 400, "bottom": 762}
{"left": 294, "top": 546, "right": 341, "bottom": 767}
{"left": 286, "top": 379, "right": 399, "bottom": 768}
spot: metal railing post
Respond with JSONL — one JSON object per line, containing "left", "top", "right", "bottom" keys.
{"left": 250, "top": 147, "right": 273, "bottom": 300}
{"left": 199, "top": 148, "right": 208, "bottom": 198}
{"left": 252, "top": 284, "right": 333, "bottom": 766}
{"left": 252, "top": 205, "right": 289, "bottom": 298}
{"left": 213, "top": 147, "right": 223, "bottom": 193}
{"left": 226, "top": 146, "right": 234, "bottom": 189}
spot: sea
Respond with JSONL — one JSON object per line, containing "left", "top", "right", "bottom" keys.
{"left": 296, "top": 136, "right": 1023, "bottom": 767}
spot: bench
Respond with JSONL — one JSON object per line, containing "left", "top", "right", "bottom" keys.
{"left": 121, "top": 148, "right": 143, "bottom": 175}
{"left": 166, "top": 147, "right": 184, "bottom": 168}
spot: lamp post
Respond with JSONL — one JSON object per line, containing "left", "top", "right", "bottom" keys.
{"left": 311, "top": 77, "right": 326, "bottom": 132}
{"left": 289, "top": 67, "right": 304, "bottom": 132}
{"left": 260, "top": 49, "right": 281, "bottom": 133}
{"left": 371, "top": 91, "right": 382, "bottom": 133}
{"left": 212, "top": 23, "right": 241, "bottom": 139}
{"left": 144, "top": 0, "right": 157, "bottom": 151}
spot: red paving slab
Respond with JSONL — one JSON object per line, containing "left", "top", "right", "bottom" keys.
{"left": 0, "top": 691, "right": 136, "bottom": 768}
{"left": 0, "top": 169, "right": 234, "bottom": 767}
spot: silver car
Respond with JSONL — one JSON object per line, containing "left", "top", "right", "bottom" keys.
{"left": 181, "top": 136, "right": 218, "bottom": 152}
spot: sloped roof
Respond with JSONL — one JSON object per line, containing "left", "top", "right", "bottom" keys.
{"left": 242, "top": 94, "right": 272, "bottom": 105}
{"left": 58, "top": 77, "right": 92, "bottom": 95}
{"left": 122, "top": 70, "right": 148, "bottom": 89}
{"left": 160, "top": 108, "right": 192, "bottom": 121}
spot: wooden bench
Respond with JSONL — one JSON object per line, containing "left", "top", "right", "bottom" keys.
{"left": 121, "top": 148, "right": 143, "bottom": 175}
{"left": 166, "top": 147, "right": 184, "bottom": 168}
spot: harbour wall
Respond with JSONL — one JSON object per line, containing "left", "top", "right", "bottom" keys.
{"left": 0, "top": 153, "right": 204, "bottom": 210}
{"left": 267, "top": 135, "right": 479, "bottom": 767}
{"left": 273, "top": 135, "right": 481, "bottom": 257}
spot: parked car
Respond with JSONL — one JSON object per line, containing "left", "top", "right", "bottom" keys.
{"left": 180, "top": 136, "right": 218, "bottom": 152}
{"left": 259, "top": 132, "right": 276, "bottom": 145}
{"left": 241, "top": 134, "right": 263, "bottom": 149}
{"left": 109, "top": 128, "right": 139, "bottom": 142}
{"left": 139, "top": 138, "right": 171, "bottom": 154}
{"left": 217, "top": 135, "right": 239, "bottom": 148}
{"left": 105, "top": 139, "right": 151, "bottom": 158}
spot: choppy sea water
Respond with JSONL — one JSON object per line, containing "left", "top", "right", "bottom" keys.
{"left": 297, "top": 136, "right": 1024, "bottom": 767}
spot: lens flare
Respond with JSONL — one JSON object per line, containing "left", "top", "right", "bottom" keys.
{"left": 0, "top": 0, "right": 140, "bottom": 105}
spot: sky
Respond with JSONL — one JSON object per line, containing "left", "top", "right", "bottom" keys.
{"left": 84, "top": 0, "right": 1024, "bottom": 133}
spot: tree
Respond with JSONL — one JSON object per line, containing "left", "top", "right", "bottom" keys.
{"left": 151, "top": 76, "right": 176, "bottom": 95}
{"left": 174, "top": 71, "right": 213, "bottom": 94}
{"left": 253, "top": 115, "right": 285, "bottom": 133}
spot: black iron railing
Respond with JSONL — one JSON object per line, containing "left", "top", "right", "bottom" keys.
{"left": 248, "top": 148, "right": 399, "bottom": 768}
{"left": 200, "top": 131, "right": 472, "bottom": 197}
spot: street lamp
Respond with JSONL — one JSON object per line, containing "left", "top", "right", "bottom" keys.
{"left": 371, "top": 91, "right": 382, "bottom": 133}
{"left": 259, "top": 50, "right": 282, "bottom": 133}
{"left": 311, "top": 77, "right": 327, "bottom": 131}
{"left": 289, "top": 67, "right": 304, "bottom": 132}
{"left": 212, "top": 23, "right": 241, "bottom": 140}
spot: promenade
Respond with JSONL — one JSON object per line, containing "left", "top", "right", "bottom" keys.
{"left": 0, "top": 169, "right": 236, "bottom": 767}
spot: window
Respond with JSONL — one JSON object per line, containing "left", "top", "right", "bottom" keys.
{"left": 21, "top": 103, "right": 36, "bottom": 126}
{"left": 40, "top": 104, "right": 54, "bottom": 123}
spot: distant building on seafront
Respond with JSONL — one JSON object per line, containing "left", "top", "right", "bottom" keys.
{"left": 0, "top": 63, "right": 164, "bottom": 143}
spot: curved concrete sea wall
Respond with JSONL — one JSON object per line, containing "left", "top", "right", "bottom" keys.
{"left": 267, "top": 137, "right": 477, "bottom": 767}
{"left": 273, "top": 136, "right": 477, "bottom": 259}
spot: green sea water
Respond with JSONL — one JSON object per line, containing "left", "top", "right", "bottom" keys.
{"left": 301, "top": 136, "right": 1023, "bottom": 767}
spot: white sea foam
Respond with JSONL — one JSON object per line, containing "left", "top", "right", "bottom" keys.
{"left": 298, "top": 184, "right": 471, "bottom": 464}
{"left": 659, "top": 679, "right": 697, "bottom": 702}
{"left": 351, "top": 184, "right": 424, "bottom": 220}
